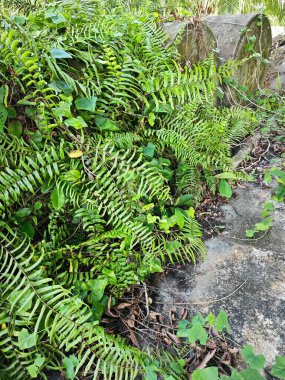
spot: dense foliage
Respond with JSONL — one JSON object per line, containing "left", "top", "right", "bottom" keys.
{"left": 0, "top": 0, "right": 262, "bottom": 379}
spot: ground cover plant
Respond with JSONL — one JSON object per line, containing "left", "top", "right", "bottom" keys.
{"left": 0, "top": 0, "right": 282, "bottom": 379}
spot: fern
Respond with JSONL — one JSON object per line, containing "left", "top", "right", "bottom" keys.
{"left": 0, "top": 235, "right": 145, "bottom": 379}
{"left": 0, "top": 1, "right": 257, "bottom": 378}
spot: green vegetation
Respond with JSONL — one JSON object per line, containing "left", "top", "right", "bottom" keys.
{"left": 0, "top": 0, "right": 284, "bottom": 379}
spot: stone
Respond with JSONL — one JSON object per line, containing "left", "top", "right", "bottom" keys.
{"left": 155, "top": 172, "right": 285, "bottom": 364}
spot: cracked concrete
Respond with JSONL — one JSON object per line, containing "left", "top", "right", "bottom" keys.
{"left": 156, "top": 174, "right": 285, "bottom": 364}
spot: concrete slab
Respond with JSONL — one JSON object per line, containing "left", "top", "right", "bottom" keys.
{"left": 156, "top": 179, "right": 285, "bottom": 364}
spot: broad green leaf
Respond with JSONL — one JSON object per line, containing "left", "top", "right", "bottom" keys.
{"left": 147, "top": 213, "right": 158, "bottom": 224}
{"left": 145, "top": 365, "right": 158, "bottom": 380}
{"left": 75, "top": 97, "right": 97, "bottom": 112}
{"left": 188, "top": 322, "right": 208, "bottom": 345}
{"left": 64, "top": 116, "right": 87, "bottom": 129}
{"left": 19, "top": 221, "right": 35, "bottom": 239}
{"left": 87, "top": 278, "right": 108, "bottom": 304}
{"left": 186, "top": 207, "right": 195, "bottom": 218}
{"left": 95, "top": 115, "right": 119, "bottom": 131}
{"left": 50, "top": 48, "right": 72, "bottom": 59}
{"left": 175, "top": 208, "right": 185, "bottom": 229}
{"left": 15, "top": 207, "right": 32, "bottom": 219}
{"left": 190, "top": 314, "right": 205, "bottom": 326}
{"left": 33, "top": 202, "right": 42, "bottom": 211}
{"left": 166, "top": 240, "right": 182, "bottom": 253}
{"left": 263, "top": 202, "right": 275, "bottom": 211}
{"left": 63, "top": 354, "right": 79, "bottom": 380}
{"left": 143, "top": 143, "right": 156, "bottom": 158}
{"left": 219, "top": 179, "right": 232, "bottom": 198}
{"left": 52, "top": 101, "right": 72, "bottom": 118}
{"left": 215, "top": 310, "right": 231, "bottom": 333}
{"left": 45, "top": 10, "right": 67, "bottom": 24}
{"left": 8, "top": 120, "right": 22, "bottom": 137}
{"left": 175, "top": 194, "right": 193, "bottom": 207}
{"left": 222, "top": 368, "right": 265, "bottom": 380}
{"left": 246, "top": 229, "right": 255, "bottom": 238}
{"left": 27, "top": 364, "right": 38, "bottom": 378}
{"left": 271, "top": 356, "right": 285, "bottom": 379}
{"left": 34, "top": 354, "right": 45, "bottom": 367}
{"left": 7, "top": 106, "right": 16, "bottom": 118}
{"left": 177, "top": 320, "right": 190, "bottom": 338}
{"left": 255, "top": 217, "right": 272, "bottom": 231}
{"left": 91, "top": 294, "right": 109, "bottom": 321}
{"left": 51, "top": 187, "right": 65, "bottom": 210}
{"left": 18, "top": 328, "right": 37, "bottom": 350}
{"left": 242, "top": 344, "right": 265, "bottom": 370}
{"left": 148, "top": 257, "right": 163, "bottom": 273}
{"left": 192, "top": 367, "right": 219, "bottom": 380}
{"left": 49, "top": 79, "right": 73, "bottom": 95}
{"left": 102, "top": 268, "right": 117, "bottom": 285}
{"left": 205, "top": 312, "right": 216, "bottom": 326}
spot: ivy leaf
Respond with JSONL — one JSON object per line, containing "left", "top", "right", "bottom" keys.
{"left": 241, "top": 344, "right": 265, "bottom": 370}
{"left": 245, "top": 229, "right": 255, "bottom": 238}
{"left": 75, "top": 97, "right": 97, "bottom": 112}
{"left": 219, "top": 179, "right": 232, "bottom": 198}
{"left": 8, "top": 120, "right": 22, "bottom": 137}
{"left": 50, "top": 48, "right": 72, "bottom": 59}
{"left": 264, "top": 172, "right": 272, "bottom": 184}
{"left": 18, "top": 328, "right": 37, "bottom": 350}
{"left": 175, "top": 194, "right": 193, "bottom": 207}
{"left": 148, "top": 257, "right": 163, "bottom": 273}
{"left": 233, "top": 368, "right": 265, "bottom": 380}
{"left": 63, "top": 354, "right": 79, "bottom": 380}
{"left": 34, "top": 354, "right": 45, "bottom": 367}
{"left": 271, "top": 356, "right": 285, "bottom": 379}
{"left": 64, "top": 116, "right": 87, "bottom": 130}
{"left": 192, "top": 367, "right": 219, "bottom": 380}
{"left": 145, "top": 365, "right": 158, "bottom": 380}
{"left": 51, "top": 186, "right": 65, "bottom": 210}
{"left": 87, "top": 278, "right": 108, "bottom": 304}
{"left": 215, "top": 310, "right": 231, "bottom": 333}
{"left": 166, "top": 240, "right": 182, "bottom": 253}
{"left": 19, "top": 220, "right": 35, "bottom": 239}
{"left": 15, "top": 207, "right": 32, "bottom": 219}
{"left": 174, "top": 208, "right": 185, "bottom": 229}
{"left": 143, "top": 143, "right": 156, "bottom": 158}
{"left": 147, "top": 213, "right": 158, "bottom": 224}
{"left": 177, "top": 320, "right": 190, "bottom": 338}
{"left": 27, "top": 355, "right": 45, "bottom": 377}
{"left": 27, "top": 364, "right": 38, "bottom": 378}
{"left": 188, "top": 322, "right": 208, "bottom": 345}
{"left": 95, "top": 115, "right": 119, "bottom": 131}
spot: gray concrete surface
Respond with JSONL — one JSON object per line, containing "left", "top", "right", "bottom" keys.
{"left": 156, "top": 177, "right": 285, "bottom": 364}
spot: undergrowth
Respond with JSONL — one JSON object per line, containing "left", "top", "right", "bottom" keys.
{"left": 0, "top": 0, "right": 260, "bottom": 379}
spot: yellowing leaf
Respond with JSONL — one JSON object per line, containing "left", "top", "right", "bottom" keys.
{"left": 68, "top": 150, "right": 83, "bottom": 158}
